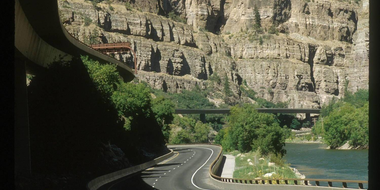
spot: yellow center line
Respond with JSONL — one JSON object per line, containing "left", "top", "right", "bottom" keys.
{"left": 146, "top": 151, "right": 180, "bottom": 171}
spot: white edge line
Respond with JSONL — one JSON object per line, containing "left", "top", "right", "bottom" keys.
{"left": 191, "top": 148, "right": 214, "bottom": 190}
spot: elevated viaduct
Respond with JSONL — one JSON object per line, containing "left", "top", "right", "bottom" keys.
{"left": 15, "top": 0, "right": 135, "bottom": 174}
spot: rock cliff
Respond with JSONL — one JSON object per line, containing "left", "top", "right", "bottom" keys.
{"left": 58, "top": 0, "right": 368, "bottom": 108}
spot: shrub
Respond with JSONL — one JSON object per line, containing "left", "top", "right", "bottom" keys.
{"left": 125, "top": 2, "right": 132, "bottom": 10}
{"left": 84, "top": 16, "right": 92, "bottom": 26}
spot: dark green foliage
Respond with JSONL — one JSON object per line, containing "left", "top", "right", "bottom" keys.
{"left": 313, "top": 89, "right": 369, "bottom": 148}
{"left": 268, "top": 25, "right": 279, "bottom": 35}
{"left": 259, "top": 36, "right": 263, "bottom": 45}
{"left": 82, "top": 55, "right": 169, "bottom": 156}
{"left": 290, "top": 119, "right": 301, "bottom": 130}
{"left": 171, "top": 89, "right": 215, "bottom": 109}
{"left": 84, "top": 16, "right": 92, "bottom": 26}
{"left": 322, "top": 103, "right": 356, "bottom": 148}
{"left": 125, "top": 2, "right": 132, "bottom": 10}
{"left": 209, "top": 73, "right": 221, "bottom": 84}
{"left": 343, "top": 89, "right": 369, "bottom": 108}
{"left": 151, "top": 87, "right": 225, "bottom": 132}
{"left": 82, "top": 55, "right": 119, "bottom": 98}
{"left": 302, "top": 121, "right": 311, "bottom": 128}
{"left": 152, "top": 96, "right": 175, "bottom": 141}
{"left": 170, "top": 116, "right": 211, "bottom": 144}
{"left": 320, "top": 97, "right": 343, "bottom": 117}
{"left": 27, "top": 57, "right": 168, "bottom": 176}
{"left": 254, "top": 4, "right": 261, "bottom": 29}
{"left": 171, "top": 130, "right": 192, "bottom": 144}
{"left": 349, "top": 102, "right": 369, "bottom": 147}
{"left": 109, "top": 5, "right": 114, "bottom": 11}
{"left": 224, "top": 74, "right": 232, "bottom": 97}
{"left": 217, "top": 104, "right": 286, "bottom": 156}
{"left": 167, "top": 11, "right": 186, "bottom": 23}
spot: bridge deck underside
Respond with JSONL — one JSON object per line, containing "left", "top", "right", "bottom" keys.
{"left": 175, "top": 109, "right": 320, "bottom": 114}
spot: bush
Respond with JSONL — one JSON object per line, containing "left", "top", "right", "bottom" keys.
{"left": 268, "top": 25, "right": 279, "bottom": 35}
{"left": 168, "top": 11, "right": 186, "bottom": 23}
{"left": 84, "top": 16, "right": 92, "bottom": 26}
{"left": 220, "top": 104, "right": 286, "bottom": 156}
{"left": 125, "top": 2, "right": 132, "bottom": 10}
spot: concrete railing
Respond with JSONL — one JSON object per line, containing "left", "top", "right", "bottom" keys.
{"left": 87, "top": 149, "right": 174, "bottom": 190}
{"left": 209, "top": 146, "right": 367, "bottom": 189}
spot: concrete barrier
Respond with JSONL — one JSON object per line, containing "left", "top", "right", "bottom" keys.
{"left": 87, "top": 149, "right": 174, "bottom": 190}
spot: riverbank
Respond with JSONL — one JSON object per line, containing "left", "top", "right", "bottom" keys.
{"left": 225, "top": 150, "right": 306, "bottom": 183}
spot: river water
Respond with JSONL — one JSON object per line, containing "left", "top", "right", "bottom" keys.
{"left": 284, "top": 143, "right": 368, "bottom": 188}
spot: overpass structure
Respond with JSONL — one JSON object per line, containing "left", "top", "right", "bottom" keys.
{"left": 15, "top": 0, "right": 135, "bottom": 174}
{"left": 175, "top": 108, "right": 320, "bottom": 123}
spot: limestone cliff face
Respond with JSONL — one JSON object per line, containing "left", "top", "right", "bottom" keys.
{"left": 58, "top": 0, "right": 368, "bottom": 108}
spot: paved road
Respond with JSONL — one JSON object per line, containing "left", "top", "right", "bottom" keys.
{"left": 99, "top": 144, "right": 222, "bottom": 190}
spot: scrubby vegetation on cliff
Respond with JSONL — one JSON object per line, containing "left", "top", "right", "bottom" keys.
{"left": 312, "top": 88, "right": 369, "bottom": 149}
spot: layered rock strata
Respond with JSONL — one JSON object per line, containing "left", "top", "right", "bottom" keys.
{"left": 58, "top": 0, "right": 368, "bottom": 108}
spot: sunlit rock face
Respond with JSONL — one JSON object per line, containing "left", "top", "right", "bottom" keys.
{"left": 59, "top": 0, "right": 368, "bottom": 108}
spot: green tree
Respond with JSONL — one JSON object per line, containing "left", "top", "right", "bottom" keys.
{"left": 152, "top": 96, "right": 175, "bottom": 141}
{"left": 82, "top": 55, "right": 120, "bottom": 99}
{"left": 221, "top": 104, "right": 286, "bottom": 156}
{"left": 323, "top": 103, "right": 355, "bottom": 148}
{"left": 111, "top": 82, "right": 152, "bottom": 130}
{"left": 224, "top": 74, "right": 232, "bottom": 98}
{"left": 171, "top": 130, "right": 191, "bottom": 144}
{"left": 194, "top": 121, "right": 211, "bottom": 143}
{"left": 349, "top": 102, "right": 369, "bottom": 147}
{"left": 290, "top": 119, "right": 300, "bottom": 130}
{"left": 254, "top": 4, "right": 261, "bottom": 29}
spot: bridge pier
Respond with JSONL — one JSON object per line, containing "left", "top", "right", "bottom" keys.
{"left": 15, "top": 51, "right": 32, "bottom": 174}
{"left": 306, "top": 113, "right": 312, "bottom": 125}
{"left": 200, "top": 113, "right": 206, "bottom": 123}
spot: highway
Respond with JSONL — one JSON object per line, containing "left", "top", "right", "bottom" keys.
{"left": 99, "top": 144, "right": 222, "bottom": 190}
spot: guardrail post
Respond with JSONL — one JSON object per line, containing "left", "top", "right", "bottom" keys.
{"left": 315, "top": 181, "right": 320, "bottom": 186}
{"left": 249, "top": 180, "right": 253, "bottom": 184}
{"left": 328, "top": 181, "right": 333, "bottom": 187}
{"left": 262, "top": 180, "right": 265, "bottom": 184}
{"left": 276, "top": 180, "right": 280, "bottom": 184}
{"left": 269, "top": 180, "right": 272, "bottom": 184}
{"left": 342, "top": 182, "right": 347, "bottom": 188}
{"left": 255, "top": 180, "right": 259, "bottom": 184}
{"left": 304, "top": 180, "right": 308, "bottom": 185}
{"left": 359, "top": 183, "right": 363, "bottom": 189}
{"left": 285, "top": 180, "right": 288, "bottom": 184}
{"left": 294, "top": 180, "right": 298, "bottom": 185}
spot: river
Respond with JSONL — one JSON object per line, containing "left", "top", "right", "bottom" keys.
{"left": 284, "top": 143, "right": 368, "bottom": 188}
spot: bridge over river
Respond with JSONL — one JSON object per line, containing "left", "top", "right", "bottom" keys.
{"left": 175, "top": 108, "right": 320, "bottom": 123}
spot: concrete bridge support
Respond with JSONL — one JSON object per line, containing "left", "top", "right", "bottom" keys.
{"left": 14, "top": 51, "right": 31, "bottom": 174}
{"left": 306, "top": 113, "right": 311, "bottom": 124}
{"left": 200, "top": 113, "right": 206, "bottom": 123}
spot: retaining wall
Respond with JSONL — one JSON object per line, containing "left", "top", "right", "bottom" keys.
{"left": 87, "top": 149, "right": 174, "bottom": 190}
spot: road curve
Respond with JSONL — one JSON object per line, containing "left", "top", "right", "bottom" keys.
{"left": 99, "top": 144, "right": 222, "bottom": 190}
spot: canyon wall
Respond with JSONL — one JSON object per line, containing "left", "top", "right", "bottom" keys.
{"left": 58, "top": 0, "right": 369, "bottom": 108}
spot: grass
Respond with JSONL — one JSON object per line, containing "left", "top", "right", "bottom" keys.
{"left": 229, "top": 150, "right": 298, "bottom": 184}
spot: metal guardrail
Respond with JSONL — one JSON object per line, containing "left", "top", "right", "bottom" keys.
{"left": 209, "top": 146, "right": 367, "bottom": 189}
